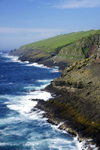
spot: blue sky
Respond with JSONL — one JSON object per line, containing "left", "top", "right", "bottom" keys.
{"left": 0, "top": 0, "right": 100, "bottom": 51}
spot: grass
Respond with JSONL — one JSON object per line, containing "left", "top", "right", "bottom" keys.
{"left": 58, "top": 54, "right": 79, "bottom": 59}
{"left": 82, "top": 48, "right": 89, "bottom": 57}
{"left": 19, "top": 29, "right": 100, "bottom": 54}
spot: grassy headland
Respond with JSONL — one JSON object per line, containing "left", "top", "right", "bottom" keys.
{"left": 11, "top": 29, "right": 100, "bottom": 70}
{"left": 11, "top": 29, "right": 100, "bottom": 149}
{"left": 18, "top": 29, "right": 100, "bottom": 53}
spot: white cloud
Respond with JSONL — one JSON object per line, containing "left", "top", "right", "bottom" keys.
{"left": 0, "top": 27, "right": 63, "bottom": 34}
{"left": 0, "top": 27, "right": 67, "bottom": 50}
{"left": 53, "top": 0, "right": 100, "bottom": 8}
{"left": 0, "top": 26, "right": 79, "bottom": 50}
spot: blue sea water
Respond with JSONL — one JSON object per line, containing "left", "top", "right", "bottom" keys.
{"left": 0, "top": 52, "right": 81, "bottom": 150}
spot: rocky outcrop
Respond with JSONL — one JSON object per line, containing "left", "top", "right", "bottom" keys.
{"left": 36, "top": 55, "right": 100, "bottom": 149}
{"left": 59, "top": 34, "right": 99, "bottom": 59}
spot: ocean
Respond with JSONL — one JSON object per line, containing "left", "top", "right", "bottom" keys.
{"left": 0, "top": 52, "right": 81, "bottom": 150}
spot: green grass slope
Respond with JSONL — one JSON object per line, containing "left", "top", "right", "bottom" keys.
{"left": 12, "top": 29, "right": 100, "bottom": 63}
{"left": 18, "top": 29, "right": 100, "bottom": 54}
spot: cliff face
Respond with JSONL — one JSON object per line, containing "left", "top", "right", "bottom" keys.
{"left": 37, "top": 56, "right": 100, "bottom": 148}
{"left": 50, "top": 56, "right": 100, "bottom": 122}
{"left": 59, "top": 34, "right": 99, "bottom": 59}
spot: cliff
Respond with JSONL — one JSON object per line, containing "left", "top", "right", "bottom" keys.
{"left": 10, "top": 29, "right": 100, "bottom": 148}
{"left": 10, "top": 29, "right": 100, "bottom": 70}
{"left": 36, "top": 56, "right": 100, "bottom": 149}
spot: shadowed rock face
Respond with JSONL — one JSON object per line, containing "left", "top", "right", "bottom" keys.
{"left": 88, "top": 44, "right": 98, "bottom": 57}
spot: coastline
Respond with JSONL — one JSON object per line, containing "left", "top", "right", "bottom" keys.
{"left": 9, "top": 53, "right": 100, "bottom": 150}
{"left": 35, "top": 86, "right": 99, "bottom": 150}
{"left": 34, "top": 57, "right": 100, "bottom": 150}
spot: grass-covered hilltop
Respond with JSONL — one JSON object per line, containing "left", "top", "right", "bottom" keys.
{"left": 11, "top": 29, "right": 100, "bottom": 70}
{"left": 11, "top": 29, "right": 100, "bottom": 149}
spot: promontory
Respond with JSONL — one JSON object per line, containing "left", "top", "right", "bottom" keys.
{"left": 10, "top": 29, "right": 100, "bottom": 149}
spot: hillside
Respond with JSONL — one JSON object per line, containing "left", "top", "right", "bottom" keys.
{"left": 17, "top": 29, "right": 100, "bottom": 53}
{"left": 10, "top": 29, "right": 100, "bottom": 70}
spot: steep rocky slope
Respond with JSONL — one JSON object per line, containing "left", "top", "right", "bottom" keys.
{"left": 59, "top": 34, "right": 99, "bottom": 58}
{"left": 36, "top": 56, "right": 100, "bottom": 149}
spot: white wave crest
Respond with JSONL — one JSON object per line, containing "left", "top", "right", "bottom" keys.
{"left": 26, "top": 62, "right": 49, "bottom": 68}
{"left": 78, "top": 138, "right": 99, "bottom": 150}
{"left": 2, "top": 54, "right": 21, "bottom": 63}
{"left": 37, "top": 79, "right": 52, "bottom": 83}
{"left": 23, "top": 61, "right": 29, "bottom": 63}
{"left": 23, "top": 84, "right": 49, "bottom": 91}
{"left": 0, "top": 142, "right": 18, "bottom": 146}
{"left": 1, "top": 90, "right": 52, "bottom": 117}
{"left": 29, "top": 91, "right": 52, "bottom": 101}
{"left": 1, "top": 53, "right": 30, "bottom": 64}
{"left": 50, "top": 68, "right": 59, "bottom": 72}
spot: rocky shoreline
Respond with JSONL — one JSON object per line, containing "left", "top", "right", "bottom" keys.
{"left": 35, "top": 56, "right": 100, "bottom": 150}
{"left": 9, "top": 31, "right": 100, "bottom": 149}
{"left": 35, "top": 91, "right": 99, "bottom": 150}
{"left": 9, "top": 48, "right": 76, "bottom": 71}
{"left": 36, "top": 101, "right": 98, "bottom": 150}
{"left": 9, "top": 51, "right": 100, "bottom": 149}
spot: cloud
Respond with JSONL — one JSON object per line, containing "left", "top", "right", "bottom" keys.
{"left": 53, "top": 0, "right": 100, "bottom": 8}
{"left": 0, "top": 27, "right": 63, "bottom": 34}
{"left": 0, "top": 26, "right": 79, "bottom": 50}
{"left": 0, "top": 27, "right": 66, "bottom": 50}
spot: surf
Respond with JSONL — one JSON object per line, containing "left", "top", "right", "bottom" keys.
{"left": 0, "top": 53, "right": 84, "bottom": 150}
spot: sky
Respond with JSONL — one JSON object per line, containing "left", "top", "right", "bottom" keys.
{"left": 0, "top": 0, "right": 100, "bottom": 51}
